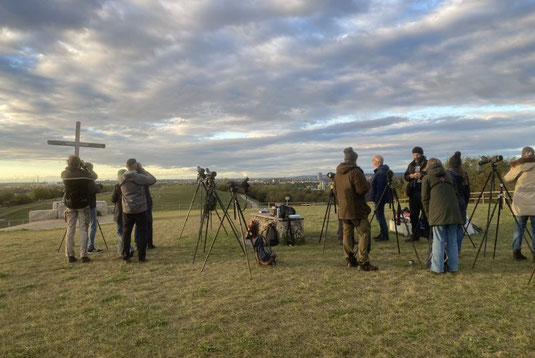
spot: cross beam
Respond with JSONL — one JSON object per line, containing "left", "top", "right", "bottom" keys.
{"left": 47, "top": 121, "right": 105, "bottom": 156}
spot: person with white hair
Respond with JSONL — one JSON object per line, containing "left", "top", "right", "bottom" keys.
{"left": 504, "top": 146, "right": 535, "bottom": 261}
{"left": 369, "top": 155, "right": 391, "bottom": 242}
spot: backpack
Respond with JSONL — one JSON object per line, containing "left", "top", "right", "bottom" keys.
{"left": 264, "top": 223, "right": 279, "bottom": 246}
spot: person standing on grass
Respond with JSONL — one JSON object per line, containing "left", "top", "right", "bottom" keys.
{"left": 333, "top": 147, "right": 378, "bottom": 271}
{"left": 135, "top": 178, "right": 155, "bottom": 250}
{"left": 404, "top": 146, "right": 429, "bottom": 242}
{"left": 112, "top": 169, "right": 134, "bottom": 257}
{"left": 85, "top": 162, "right": 103, "bottom": 254}
{"left": 504, "top": 146, "right": 535, "bottom": 261}
{"left": 120, "top": 158, "right": 157, "bottom": 263}
{"left": 422, "top": 158, "right": 464, "bottom": 273}
{"left": 61, "top": 155, "right": 98, "bottom": 263}
{"left": 447, "top": 151, "right": 470, "bottom": 253}
{"left": 369, "top": 154, "right": 391, "bottom": 242}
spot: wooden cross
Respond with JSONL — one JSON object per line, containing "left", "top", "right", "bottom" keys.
{"left": 47, "top": 121, "right": 106, "bottom": 156}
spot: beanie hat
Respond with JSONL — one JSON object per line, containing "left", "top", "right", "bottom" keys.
{"left": 344, "top": 147, "right": 358, "bottom": 162}
{"left": 412, "top": 146, "right": 424, "bottom": 155}
{"left": 449, "top": 151, "right": 462, "bottom": 168}
{"left": 522, "top": 146, "right": 535, "bottom": 158}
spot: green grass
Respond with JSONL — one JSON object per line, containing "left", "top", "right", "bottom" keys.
{"left": 0, "top": 200, "right": 55, "bottom": 222}
{"left": 0, "top": 205, "right": 534, "bottom": 357}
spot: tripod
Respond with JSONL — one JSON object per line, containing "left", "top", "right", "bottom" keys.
{"left": 201, "top": 184, "right": 252, "bottom": 277}
{"left": 318, "top": 184, "right": 337, "bottom": 252}
{"left": 57, "top": 216, "right": 108, "bottom": 252}
{"left": 178, "top": 169, "right": 228, "bottom": 241}
{"left": 471, "top": 166, "right": 534, "bottom": 268}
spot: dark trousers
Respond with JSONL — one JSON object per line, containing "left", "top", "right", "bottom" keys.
{"left": 375, "top": 202, "right": 389, "bottom": 239}
{"left": 123, "top": 211, "right": 148, "bottom": 260}
{"left": 337, "top": 219, "right": 343, "bottom": 241}
{"left": 135, "top": 209, "right": 153, "bottom": 247}
{"left": 409, "top": 193, "right": 428, "bottom": 239}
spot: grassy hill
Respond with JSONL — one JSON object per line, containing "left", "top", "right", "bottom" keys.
{"left": 0, "top": 205, "right": 534, "bottom": 357}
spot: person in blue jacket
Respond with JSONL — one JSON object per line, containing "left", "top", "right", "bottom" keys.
{"left": 369, "top": 155, "right": 392, "bottom": 241}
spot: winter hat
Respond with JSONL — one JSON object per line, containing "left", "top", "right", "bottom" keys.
{"left": 85, "top": 162, "right": 94, "bottom": 170}
{"left": 412, "top": 146, "right": 424, "bottom": 155}
{"left": 449, "top": 151, "right": 462, "bottom": 168}
{"left": 521, "top": 146, "right": 534, "bottom": 158}
{"left": 344, "top": 147, "right": 358, "bottom": 162}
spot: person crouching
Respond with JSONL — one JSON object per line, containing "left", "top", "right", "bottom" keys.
{"left": 333, "top": 147, "right": 378, "bottom": 271}
{"left": 422, "top": 158, "right": 464, "bottom": 273}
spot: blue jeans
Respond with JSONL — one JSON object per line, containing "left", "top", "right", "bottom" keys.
{"left": 375, "top": 202, "right": 388, "bottom": 239}
{"left": 431, "top": 225, "right": 459, "bottom": 273}
{"left": 512, "top": 216, "right": 535, "bottom": 251}
{"left": 88, "top": 207, "right": 97, "bottom": 250}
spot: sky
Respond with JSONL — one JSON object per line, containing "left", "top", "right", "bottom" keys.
{"left": 1, "top": 0, "right": 534, "bottom": 182}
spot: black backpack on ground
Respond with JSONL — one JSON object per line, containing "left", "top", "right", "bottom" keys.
{"left": 264, "top": 223, "right": 279, "bottom": 246}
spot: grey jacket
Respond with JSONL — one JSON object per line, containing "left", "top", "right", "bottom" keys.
{"left": 119, "top": 169, "right": 157, "bottom": 214}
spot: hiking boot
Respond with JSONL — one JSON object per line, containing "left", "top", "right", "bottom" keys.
{"left": 346, "top": 255, "right": 358, "bottom": 268}
{"left": 68, "top": 256, "right": 77, "bottom": 263}
{"left": 81, "top": 256, "right": 91, "bottom": 263}
{"left": 374, "top": 235, "right": 389, "bottom": 242}
{"left": 513, "top": 250, "right": 527, "bottom": 260}
{"left": 357, "top": 262, "right": 379, "bottom": 271}
{"left": 147, "top": 244, "right": 156, "bottom": 250}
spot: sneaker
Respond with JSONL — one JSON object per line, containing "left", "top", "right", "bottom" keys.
{"left": 346, "top": 255, "right": 358, "bottom": 267}
{"left": 147, "top": 244, "right": 156, "bottom": 250}
{"left": 81, "top": 257, "right": 91, "bottom": 263}
{"left": 357, "top": 262, "right": 379, "bottom": 271}
{"left": 68, "top": 256, "right": 77, "bottom": 263}
{"left": 88, "top": 248, "right": 103, "bottom": 254}
{"left": 513, "top": 250, "right": 527, "bottom": 260}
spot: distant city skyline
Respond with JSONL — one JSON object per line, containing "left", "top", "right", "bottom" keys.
{"left": 1, "top": 0, "right": 534, "bottom": 182}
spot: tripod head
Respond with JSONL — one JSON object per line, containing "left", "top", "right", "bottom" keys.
{"left": 479, "top": 155, "right": 503, "bottom": 166}
{"left": 197, "top": 166, "right": 206, "bottom": 182}
{"left": 205, "top": 168, "right": 217, "bottom": 187}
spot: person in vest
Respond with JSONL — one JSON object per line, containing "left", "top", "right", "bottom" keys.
{"left": 422, "top": 158, "right": 464, "bottom": 273}
{"left": 333, "top": 147, "right": 378, "bottom": 271}
{"left": 504, "top": 146, "right": 535, "bottom": 261}
{"left": 61, "top": 155, "right": 98, "bottom": 263}
{"left": 447, "top": 151, "right": 470, "bottom": 253}
{"left": 369, "top": 155, "right": 391, "bottom": 242}
{"left": 119, "top": 159, "right": 157, "bottom": 263}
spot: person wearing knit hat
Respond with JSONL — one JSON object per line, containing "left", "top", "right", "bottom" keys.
{"left": 504, "top": 146, "right": 535, "bottom": 261}
{"left": 447, "top": 152, "right": 470, "bottom": 253}
{"left": 404, "top": 147, "right": 429, "bottom": 242}
{"left": 333, "top": 147, "right": 378, "bottom": 271}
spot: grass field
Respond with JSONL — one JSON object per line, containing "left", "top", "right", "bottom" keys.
{"left": 1, "top": 204, "right": 535, "bottom": 357}
{"left": 0, "top": 200, "right": 55, "bottom": 222}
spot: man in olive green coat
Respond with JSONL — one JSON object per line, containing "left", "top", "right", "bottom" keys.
{"left": 333, "top": 147, "right": 378, "bottom": 271}
{"left": 422, "top": 158, "right": 464, "bottom": 273}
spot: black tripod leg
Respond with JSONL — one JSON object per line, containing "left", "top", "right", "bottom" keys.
{"left": 214, "top": 208, "right": 229, "bottom": 236}
{"left": 96, "top": 219, "right": 109, "bottom": 250}
{"left": 492, "top": 198, "right": 502, "bottom": 259}
{"left": 203, "top": 211, "right": 210, "bottom": 253}
{"left": 391, "top": 196, "right": 400, "bottom": 255}
{"left": 472, "top": 199, "right": 499, "bottom": 269}
{"left": 57, "top": 230, "right": 67, "bottom": 252}
{"left": 213, "top": 191, "right": 245, "bottom": 253}
{"left": 322, "top": 200, "right": 332, "bottom": 253}
{"left": 178, "top": 182, "right": 201, "bottom": 240}
{"left": 234, "top": 201, "right": 253, "bottom": 277}
{"left": 528, "top": 266, "right": 535, "bottom": 287}
{"left": 193, "top": 211, "right": 207, "bottom": 264}
{"left": 319, "top": 193, "right": 332, "bottom": 243}
{"left": 461, "top": 222, "right": 476, "bottom": 248}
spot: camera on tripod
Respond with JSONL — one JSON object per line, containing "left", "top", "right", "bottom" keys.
{"left": 386, "top": 169, "right": 394, "bottom": 183}
{"left": 479, "top": 155, "right": 503, "bottom": 166}
{"left": 326, "top": 172, "right": 335, "bottom": 180}
{"left": 228, "top": 177, "right": 250, "bottom": 194}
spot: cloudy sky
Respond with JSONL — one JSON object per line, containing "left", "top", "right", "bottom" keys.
{"left": 1, "top": 0, "right": 534, "bottom": 182}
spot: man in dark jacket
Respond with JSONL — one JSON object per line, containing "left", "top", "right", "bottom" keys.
{"left": 404, "top": 146, "right": 428, "bottom": 242}
{"left": 135, "top": 183, "right": 155, "bottom": 249}
{"left": 447, "top": 151, "right": 470, "bottom": 253}
{"left": 422, "top": 158, "right": 464, "bottom": 273}
{"left": 61, "top": 155, "right": 97, "bottom": 263}
{"left": 333, "top": 147, "right": 378, "bottom": 271}
{"left": 369, "top": 155, "right": 391, "bottom": 241}
{"left": 119, "top": 158, "right": 157, "bottom": 262}
{"left": 111, "top": 169, "right": 135, "bottom": 256}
